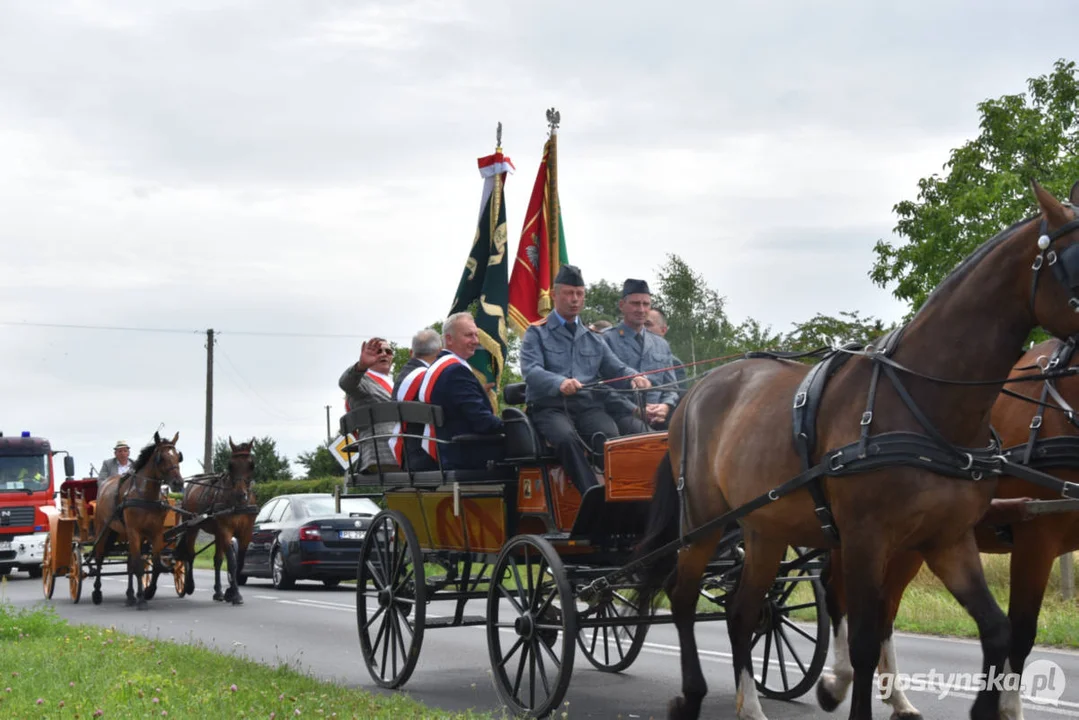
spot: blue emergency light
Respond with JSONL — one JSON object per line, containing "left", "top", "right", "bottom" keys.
{"left": 21, "top": 431, "right": 30, "bottom": 438}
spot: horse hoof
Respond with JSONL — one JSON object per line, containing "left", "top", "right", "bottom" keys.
{"left": 212, "top": 593, "right": 224, "bottom": 602}
{"left": 125, "top": 596, "right": 136, "bottom": 607}
{"left": 230, "top": 595, "right": 244, "bottom": 606}
{"left": 143, "top": 586, "right": 157, "bottom": 601}
{"left": 817, "top": 679, "right": 841, "bottom": 712}
{"left": 667, "top": 696, "right": 700, "bottom": 720}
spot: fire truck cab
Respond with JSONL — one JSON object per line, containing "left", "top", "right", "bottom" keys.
{"left": 0, "top": 432, "right": 73, "bottom": 578}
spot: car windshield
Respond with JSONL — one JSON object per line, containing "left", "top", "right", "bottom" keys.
{"left": 300, "top": 496, "right": 380, "bottom": 518}
{"left": 0, "top": 455, "right": 49, "bottom": 493}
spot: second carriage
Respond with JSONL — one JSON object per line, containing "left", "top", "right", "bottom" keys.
{"left": 342, "top": 383, "right": 831, "bottom": 718}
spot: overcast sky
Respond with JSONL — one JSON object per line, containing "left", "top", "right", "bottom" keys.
{"left": 1, "top": 0, "right": 1075, "bottom": 477}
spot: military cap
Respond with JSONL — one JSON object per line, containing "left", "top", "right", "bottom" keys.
{"left": 554, "top": 264, "right": 584, "bottom": 287}
{"left": 622, "top": 278, "right": 650, "bottom": 297}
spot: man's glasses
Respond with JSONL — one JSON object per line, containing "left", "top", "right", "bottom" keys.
{"left": 377, "top": 348, "right": 394, "bottom": 356}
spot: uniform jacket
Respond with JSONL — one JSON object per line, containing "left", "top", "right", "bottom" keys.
{"left": 425, "top": 350, "right": 504, "bottom": 469}
{"left": 520, "top": 314, "right": 641, "bottom": 410}
{"left": 602, "top": 322, "right": 679, "bottom": 407}
{"left": 338, "top": 363, "right": 396, "bottom": 471}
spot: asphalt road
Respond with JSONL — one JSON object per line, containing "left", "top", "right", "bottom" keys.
{"left": 2, "top": 569, "right": 1078, "bottom": 719}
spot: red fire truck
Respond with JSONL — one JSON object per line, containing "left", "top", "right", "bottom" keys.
{"left": 0, "top": 431, "right": 73, "bottom": 578}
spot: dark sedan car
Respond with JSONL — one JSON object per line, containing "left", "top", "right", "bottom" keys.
{"left": 242, "top": 493, "right": 381, "bottom": 589}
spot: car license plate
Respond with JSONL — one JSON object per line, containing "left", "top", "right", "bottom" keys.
{"left": 0, "top": 541, "right": 10, "bottom": 552}
{"left": 339, "top": 530, "right": 364, "bottom": 540}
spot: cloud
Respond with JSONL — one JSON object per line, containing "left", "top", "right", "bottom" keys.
{"left": 0, "top": 0, "right": 1075, "bottom": 473}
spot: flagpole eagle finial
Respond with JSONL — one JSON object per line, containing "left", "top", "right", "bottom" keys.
{"left": 496, "top": 121, "right": 502, "bottom": 151}
{"left": 546, "top": 108, "right": 560, "bottom": 135}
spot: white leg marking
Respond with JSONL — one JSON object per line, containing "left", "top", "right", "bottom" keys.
{"left": 736, "top": 667, "right": 769, "bottom": 720}
{"left": 819, "top": 618, "right": 854, "bottom": 705}
{"left": 877, "top": 634, "right": 920, "bottom": 718}
{"left": 999, "top": 659, "right": 1025, "bottom": 720}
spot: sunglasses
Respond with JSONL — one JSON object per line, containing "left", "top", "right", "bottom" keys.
{"left": 376, "top": 347, "right": 394, "bottom": 356}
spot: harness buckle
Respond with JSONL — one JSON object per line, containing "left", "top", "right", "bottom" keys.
{"left": 1033, "top": 255, "right": 1045, "bottom": 271}
{"left": 860, "top": 411, "right": 873, "bottom": 426}
{"left": 1030, "top": 416, "right": 1043, "bottom": 430}
{"left": 793, "top": 392, "right": 807, "bottom": 409}
{"left": 1048, "top": 250, "right": 1059, "bottom": 266}
{"left": 828, "top": 451, "right": 845, "bottom": 472}
{"left": 971, "top": 470, "right": 983, "bottom": 482}
{"left": 767, "top": 489, "right": 780, "bottom": 501}
{"left": 959, "top": 452, "right": 974, "bottom": 471}
{"left": 1063, "top": 481, "right": 1079, "bottom": 499}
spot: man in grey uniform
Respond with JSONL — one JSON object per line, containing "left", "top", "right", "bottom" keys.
{"left": 520, "top": 265, "right": 651, "bottom": 494}
{"left": 604, "top": 279, "right": 680, "bottom": 429}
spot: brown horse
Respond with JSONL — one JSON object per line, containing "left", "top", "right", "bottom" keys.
{"left": 92, "top": 431, "right": 184, "bottom": 610}
{"left": 818, "top": 335, "right": 1079, "bottom": 719}
{"left": 177, "top": 437, "right": 257, "bottom": 605}
{"left": 636, "top": 182, "right": 1079, "bottom": 720}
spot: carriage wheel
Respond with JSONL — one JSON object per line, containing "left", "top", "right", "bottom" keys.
{"left": 41, "top": 536, "right": 56, "bottom": 600}
{"left": 173, "top": 559, "right": 188, "bottom": 597}
{"left": 487, "top": 535, "right": 576, "bottom": 718}
{"left": 69, "top": 546, "right": 83, "bottom": 604}
{"left": 356, "top": 510, "right": 425, "bottom": 689}
{"left": 576, "top": 584, "right": 649, "bottom": 673}
{"left": 751, "top": 547, "right": 830, "bottom": 700}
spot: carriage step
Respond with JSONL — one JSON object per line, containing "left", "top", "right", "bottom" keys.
{"left": 424, "top": 614, "right": 487, "bottom": 629}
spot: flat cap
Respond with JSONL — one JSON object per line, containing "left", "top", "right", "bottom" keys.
{"left": 622, "top": 278, "right": 650, "bottom": 297}
{"left": 554, "top": 264, "right": 584, "bottom": 287}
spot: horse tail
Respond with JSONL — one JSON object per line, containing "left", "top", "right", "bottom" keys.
{"left": 635, "top": 450, "right": 679, "bottom": 594}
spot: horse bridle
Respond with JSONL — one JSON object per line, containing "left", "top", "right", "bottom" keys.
{"left": 1029, "top": 207, "right": 1079, "bottom": 315}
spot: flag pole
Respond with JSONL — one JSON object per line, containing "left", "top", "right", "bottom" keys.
{"left": 545, "top": 108, "right": 561, "bottom": 279}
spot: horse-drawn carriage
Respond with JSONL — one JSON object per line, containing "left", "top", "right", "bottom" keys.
{"left": 341, "top": 383, "right": 832, "bottom": 718}
{"left": 346, "top": 183, "right": 1079, "bottom": 720}
{"left": 39, "top": 475, "right": 188, "bottom": 603}
{"left": 38, "top": 433, "right": 257, "bottom": 609}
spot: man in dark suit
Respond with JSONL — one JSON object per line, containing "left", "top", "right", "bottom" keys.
{"left": 392, "top": 328, "right": 442, "bottom": 398}
{"left": 410, "top": 312, "right": 505, "bottom": 471}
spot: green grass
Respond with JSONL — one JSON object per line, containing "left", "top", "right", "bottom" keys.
{"left": 893, "top": 552, "right": 1079, "bottom": 647}
{"left": 0, "top": 600, "right": 492, "bottom": 719}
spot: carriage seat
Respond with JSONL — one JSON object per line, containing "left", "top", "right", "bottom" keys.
{"left": 340, "top": 402, "right": 515, "bottom": 487}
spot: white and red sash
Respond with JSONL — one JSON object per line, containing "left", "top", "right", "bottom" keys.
{"left": 366, "top": 370, "right": 393, "bottom": 397}
{"left": 418, "top": 354, "right": 465, "bottom": 460}
{"left": 389, "top": 366, "right": 428, "bottom": 466}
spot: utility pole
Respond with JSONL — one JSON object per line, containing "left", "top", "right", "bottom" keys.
{"left": 204, "top": 329, "right": 215, "bottom": 473}
{"left": 325, "top": 405, "right": 332, "bottom": 445}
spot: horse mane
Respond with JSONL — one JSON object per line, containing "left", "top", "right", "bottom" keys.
{"left": 910, "top": 214, "right": 1035, "bottom": 320}
{"left": 132, "top": 441, "right": 159, "bottom": 472}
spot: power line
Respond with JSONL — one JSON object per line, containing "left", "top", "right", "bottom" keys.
{"left": 0, "top": 320, "right": 413, "bottom": 341}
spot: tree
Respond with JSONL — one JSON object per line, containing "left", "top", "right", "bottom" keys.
{"left": 212, "top": 436, "right": 292, "bottom": 483}
{"left": 783, "top": 311, "right": 895, "bottom": 353}
{"left": 579, "top": 280, "right": 622, "bottom": 327}
{"left": 653, "top": 254, "right": 741, "bottom": 371}
{"left": 295, "top": 443, "right": 345, "bottom": 478}
{"left": 871, "top": 59, "right": 1079, "bottom": 313}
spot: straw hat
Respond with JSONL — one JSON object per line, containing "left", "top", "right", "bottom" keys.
{"left": 114, "top": 440, "right": 130, "bottom": 450}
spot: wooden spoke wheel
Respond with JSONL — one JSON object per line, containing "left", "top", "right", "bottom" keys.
{"left": 751, "top": 547, "right": 830, "bottom": 700}
{"left": 487, "top": 535, "right": 576, "bottom": 718}
{"left": 173, "top": 559, "right": 188, "bottom": 597}
{"left": 576, "top": 584, "right": 649, "bottom": 673}
{"left": 356, "top": 510, "right": 425, "bottom": 689}
{"left": 42, "top": 536, "right": 56, "bottom": 600}
{"left": 69, "top": 546, "right": 83, "bottom": 604}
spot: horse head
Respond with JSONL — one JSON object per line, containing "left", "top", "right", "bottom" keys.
{"left": 1028, "top": 180, "right": 1079, "bottom": 340}
{"left": 227, "top": 436, "right": 256, "bottom": 498}
{"left": 142, "top": 431, "right": 184, "bottom": 494}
